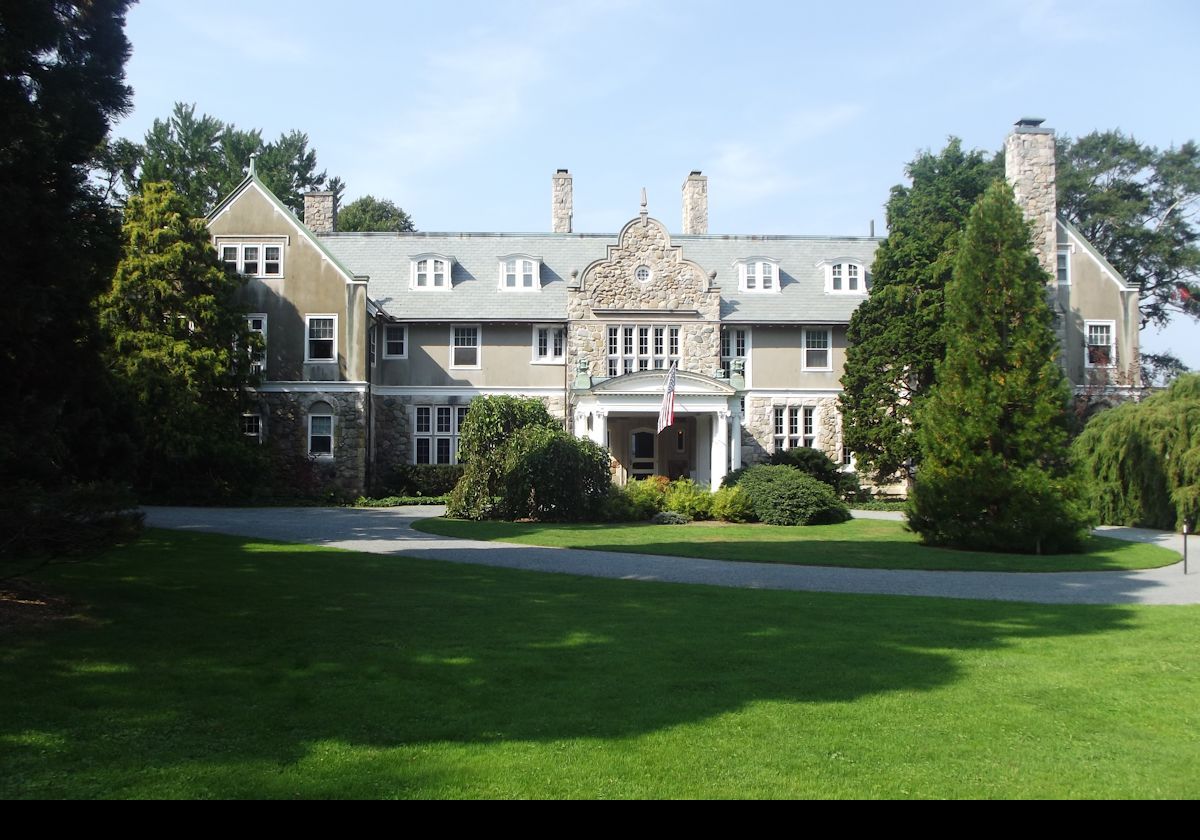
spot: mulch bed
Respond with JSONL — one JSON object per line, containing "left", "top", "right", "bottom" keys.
{"left": 0, "top": 578, "right": 83, "bottom": 633}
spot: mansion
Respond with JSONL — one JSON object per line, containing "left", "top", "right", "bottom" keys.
{"left": 207, "top": 119, "right": 1141, "bottom": 494}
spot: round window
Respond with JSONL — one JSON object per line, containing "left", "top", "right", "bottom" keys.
{"left": 635, "top": 265, "right": 652, "bottom": 283}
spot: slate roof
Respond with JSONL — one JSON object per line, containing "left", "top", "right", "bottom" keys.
{"left": 319, "top": 224, "right": 881, "bottom": 325}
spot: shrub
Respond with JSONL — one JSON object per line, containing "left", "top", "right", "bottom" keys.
{"left": 448, "top": 397, "right": 559, "bottom": 519}
{"left": 768, "top": 446, "right": 861, "bottom": 500}
{"left": 0, "top": 481, "right": 144, "bottom": 560}
{"left": 737, "top": 465, "right": 851, "bottom": 526}
{"left": 664, "top": 478, "right": 712, "bottom": 520}
{"left": 651, "top": 510, "right": 691, "bottom": 525}
{"left": 496, "top": 426, "right": 611, "bottom": 522}
{"left": 622, "top": 476, "right": 669, "bottom": 520}
{"left": 711, "top": 485, "right": 756, "bottom": 522}
{"left": 598, "top": 484, "right": 642, "bottom": 522}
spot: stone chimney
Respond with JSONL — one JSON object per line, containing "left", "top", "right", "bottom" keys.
{"left": 682, "top": 171, "right": 708, "bottom": 235}
{"left": 1005, "top": 118, "right": 1056, "bottom": 275}
{"left": 552, "top": 169, "right": 572, "bottom": 233}
{"left": 304, "top": 190, "right": 337, "bottom": 234}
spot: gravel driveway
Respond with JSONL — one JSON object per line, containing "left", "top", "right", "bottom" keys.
{"left": 142, "top": 506, "right": 1200, "bottom": 606}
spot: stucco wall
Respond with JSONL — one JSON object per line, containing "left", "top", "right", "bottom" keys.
{"left": 373, "top": 323, "right": 567, "bottom": 388}
{"left": 748, "top": 326, "right": 848, "bottom": 389}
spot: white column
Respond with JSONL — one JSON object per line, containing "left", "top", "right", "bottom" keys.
{"left": 573, "top": 410, "right": 588, "bottom": 440}
{"left": 593, "top": 410, "right": 608, "bottom": 449}
{"left": 731, "top": 401, "right": 742, "bottom": 471}
{"left": 710, "top": 410, "right": 729, "bottom": 491}
{"left": 695, "top": 414, "right": 711, "bottom": 487}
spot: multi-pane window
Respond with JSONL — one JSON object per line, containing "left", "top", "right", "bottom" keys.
{"left": 241, "top": 414, "right": 261, "bottom": 441}
{"left": 384, "top": 324, "right": 407, "bottom": 358}
{"left": 246, "top": 314, "right": 267, "bottom": 374}
{"left": 306, "top": 316, "right": 336, "bottom": 362}
{"left": 502, "top": 257, "right": 538, "bottom": 290}
{"left": 452, "top": 326, "right": 480, "bottom": 368}
{"left": 533, "top": 326, "right": 565, "bottom": 363}
{"left": 773, "top": 406, "right": 816, "bottom": 452}
{"left": 1085, "top": 321, "right": 1115, "bottom": 368}
{"left": 803, "top": 328, "right": 831, "bottom": 370}
{"left": 1057, "top": 251, "right": 1071, "bottom": 286}
{"left": 607, "top": 324, "right": 680, "bottom": 376}
{"left": 827, "top": 261, "right": 865, "bottom": 293}
{"left": 739, "top": 260, "right": 778, "bottom": 292}
{"left": 218, "top": 242, "right": 283, "bottom": 278}
{"left": 721, "top": 327, "right": 748, "bottom": 377}
{"left": 368, "top": 326, "right": 376, "bottom": 367}
{"left": 413, "top": 404, "right": 469, "bottom": 465}
{"left": 309, "top": 415, "right": 333, "bottom": 456}
{"left": 414, "top": 257, "right": 449, "bottom": 289}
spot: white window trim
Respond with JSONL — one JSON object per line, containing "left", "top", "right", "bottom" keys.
{"left": 216, "top": 238, "right": 286, "bottom": 279}
{"left": 531, "top": 324, "right": 566, "bottom": 365}
{"left": 801, "top": 327, "right": 833, "bottom": 372}
{"left": 606, "top": 323, "right": 680, "bottom": 377}
{"left": 720, "top": 326, "right": 752, "bottom": 383}
{"left": 382, "top": 324, "right": 408, "bottom": 359}
{"left": 772, "top": 405, "right": 819, "bottom": 453}
{"left": 308, "top": 413, "right": 334, "bottom": 459}
{"left": 412, "top": 404, "right": 469, "bottom": 465}
{"left": 1084, "top": 319, "right": 1117, "bottom": 369}
{"left": 1057, "top": 248, "right": 1072, "bottom": 286}
{"left": 734, "top": 258, "right": 782, "bottom": 294}
{"left": 246, "top": 313, "right": 268, "bottom": 375}
{"left": 498, "top": 254, "right": 542, "bottom": 292}
{"left": 450, "top": 324, "right": 482, "bottom": 370}
{"left": 818, "top": 258, "right": 868, "bottom": 294}
{"left": 241, "top": 413, "right": 262, "bottom": 442}
{"left": 304, "top": 314, "right": 338, "bottom": 364}
{"left": 410, "top": 253, "right": 455, "bottom": 292}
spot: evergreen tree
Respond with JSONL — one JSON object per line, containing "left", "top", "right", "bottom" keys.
{"left": 337, "top": 196, "right": 416, "bottom": 232}
{"left": 908, "top": 181, "right": 1091, "bottom": 554}
{"left": 135, "top": 102, "right": 334, "bottom": 216}
{"left": 839, "top": 140, "right": 1002, "bottom": 484}
{"left": 98, "top": 182, "right": 264, "bottom": 500}
{"left": 0, "top": 0, "right": 132, "bottom": 490}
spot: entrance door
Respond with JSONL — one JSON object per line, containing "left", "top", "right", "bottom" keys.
{"left": 630, "top": 428, "right": 656, "bottom": 479}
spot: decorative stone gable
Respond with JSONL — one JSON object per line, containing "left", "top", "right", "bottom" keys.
{"left": 567, "top": 210, "right": 721, "bottom": 380}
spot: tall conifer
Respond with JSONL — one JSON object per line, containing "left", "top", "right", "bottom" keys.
{"left": 908, "top": 181, "right": 1090, "bottom": 554}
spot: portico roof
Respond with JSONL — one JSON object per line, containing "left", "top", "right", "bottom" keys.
{"left": 583, "top": 369, "right": 737, "bottom": 397}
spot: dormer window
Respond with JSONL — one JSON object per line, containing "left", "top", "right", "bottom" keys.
{"left": 821, "top": 259, "right": 869, "bottom": 294}
{"left": 498, "top": 254, "right": 541, "bottom": 291}
{"left": 411, "top": 254, "right": 453, "bottom": 291}
{"left": 736, "top": 258, "right": 781, "bottom": 293}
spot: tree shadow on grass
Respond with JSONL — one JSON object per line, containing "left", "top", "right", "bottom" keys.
{"left": 0, "top": 530, "right": 1144, "bottom": 798}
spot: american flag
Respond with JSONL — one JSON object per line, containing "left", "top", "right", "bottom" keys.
{"left": 657, "top": 361, "right": 678, "bottom": 433}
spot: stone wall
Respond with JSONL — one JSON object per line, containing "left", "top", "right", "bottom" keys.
{"left": 1005, "top": 123, "right": 1056, "bottom": 275}
{"left": 566, "top": 215, "right": 721, "bottom": 379}
{"left": 682, "top": 171, "right": 708, "bottom": 235}
{"left": 303, "top": 191, "right": 337, "bottom": 235}
{"left": 253, "top": 389, "right": 367, "bottom": 496}
{"left": 552, "top": 170, "right": 573, "bottom": 233}
{"left": 740, "top": 395, "right": 843, "bottom": 464}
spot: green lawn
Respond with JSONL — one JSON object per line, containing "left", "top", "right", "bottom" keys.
{"left": 413, "top": 517, "right": 1178, "bottom": 573}
{"left": 1, "top": 529, "right": 1197, "bottom": 799}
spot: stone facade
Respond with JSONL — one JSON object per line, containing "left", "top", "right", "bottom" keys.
{"left": 682, "top": 171, "right": 708, "bottom": 235}
{"left": 303, "top": 191, "right": 337, "bottom": 236}
{"left": 552, "top": 169, "right": 573, "bottom": 234}
{"left": 566, "top": 214, "right": 721, "bottom": 381}
{"left": 254, "top": 389, "right": 367, "bottom": 495}
{"left": 741, "top": 395, "right": 843, "bottom": 465}
{"left": 1005, "top": 120, "right": 1057, "bottom": 275}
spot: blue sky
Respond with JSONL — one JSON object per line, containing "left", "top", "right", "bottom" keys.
{"left": 114, "top": 0, "right": 1200, "bottom": 365}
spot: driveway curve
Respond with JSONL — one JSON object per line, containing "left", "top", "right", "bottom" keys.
{"left": 142, "top": 506, "right": 1200, "bottom": 606}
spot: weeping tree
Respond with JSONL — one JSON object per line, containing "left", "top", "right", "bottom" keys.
{"left": 908, "top": 181, "right": 1091, "bottom": 554}
{"left": 1072, "top": 374, "right": 1200, "bottom": 530}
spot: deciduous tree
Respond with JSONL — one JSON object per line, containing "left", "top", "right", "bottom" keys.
{"left": 337, "top": 195, "right": 416, "bottom": 232}
{"left": 908, "top": 181, "right": 1090, "bottom": 554}
{"left": 839, "top": 140, "right": 1002, "bottom": 484}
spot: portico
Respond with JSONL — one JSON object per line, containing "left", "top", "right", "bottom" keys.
{"left": 573, "top": 369, "right": 741, "bottom": 490}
